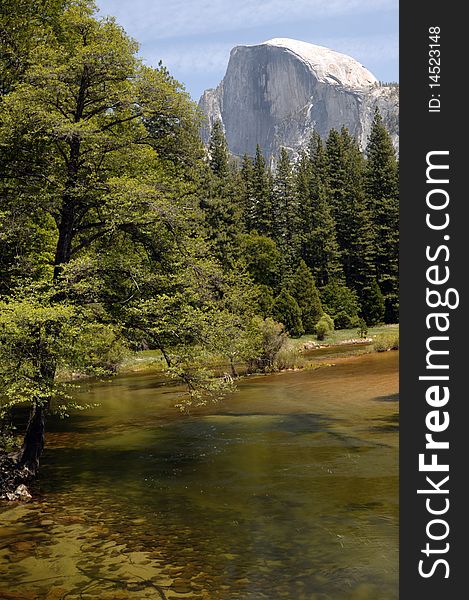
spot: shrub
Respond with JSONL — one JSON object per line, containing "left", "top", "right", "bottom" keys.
{"left": 357, "top": 318, "right": 368, "bottom": 338}
{"left": 243, "top": 317, "right": 288, "bottom": 372}
{"left": 315, "top": 313, "right": 334, "bottom": 341}
{"left": 256, "top": 284, "right": 274, "bottom": 317}
{"left": 273, "top": 346, "right": 305, "bottom": 371}
{"left": 373, "top": 333, "right": 399, "bottom": 352}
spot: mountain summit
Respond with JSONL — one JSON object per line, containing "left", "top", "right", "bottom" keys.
{"left": 199, "top": 38, "right": 398, "bottom": 158}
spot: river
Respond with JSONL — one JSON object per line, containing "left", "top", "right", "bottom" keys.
{"left": 0, "top": 350, "right": 398, "bottom": 600}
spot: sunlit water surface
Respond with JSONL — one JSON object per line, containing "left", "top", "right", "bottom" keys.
{"left": 0, "top": 351, "right": 398, "bottom": 599}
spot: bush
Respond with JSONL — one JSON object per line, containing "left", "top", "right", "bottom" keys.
{"left": 357, "top": 318, "right": 368, "bottom": 338}
{"left": 239, "top": 232, "right": 282, "bottom": 287}
{"left": 373, "top": 333, "right": 399, "bottom": 352}
{"left": 315, "top": 313, "right": 334, "bottom": 341}
{"left": 243, "top": 317, "right": 288, "bottom": 372}
{"left": 273, "top": 346, "right": 305, "bottom": 371}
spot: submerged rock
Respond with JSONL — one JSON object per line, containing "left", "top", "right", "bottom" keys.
{"left": 6, "top": 483, "right": 32, "bottom": 501}
{"left": 0, "top": 454, "right": 32, "bottom": 501}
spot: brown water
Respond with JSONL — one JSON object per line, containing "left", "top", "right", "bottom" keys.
{"left": 0, "top": 351, "right": 398, "bottom": 600}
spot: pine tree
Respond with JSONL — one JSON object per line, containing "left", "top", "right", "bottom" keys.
{"left": 272, "top": 289, "right": 304, "bottom": 337}
{"left": 288, "top": 260, "right": 323, "bottom": 333}
{"left": 326, "top": 128, "right": 376, "bottom": 312}
{"left": 271, "top": 147, "right": 300, "bottom": 273}
{"left": 251, "top": 145, "right": 274, "bottom": 236}
{"left": 208, "top": 120, "right": 229, "bottom": 178}
{"left": 360, "top": 278, "right": 385, "bottom": 325}
{"left": 301, "top": 133, "right": 342, "bottom": 286}
{"left": 240, "top": 153, "right": 255, "bottom": 230}
{"left": 201, "top": 124, "right": 242, "bottom": 266}
{"left": 365, "top": 109, "right": 399, "bottom": 323}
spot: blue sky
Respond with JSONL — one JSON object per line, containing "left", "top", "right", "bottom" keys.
{"left": 96, "top": 0, "right": 398, "bottom": 101}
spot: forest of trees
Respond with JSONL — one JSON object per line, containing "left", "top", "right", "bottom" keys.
{"left": 0, "top": 1, "right": 398, "bottom": 489}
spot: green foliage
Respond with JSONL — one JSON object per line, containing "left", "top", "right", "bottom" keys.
{"left": 295, "top": 134, "right": 342, "bottom": 285}
{"left": 320, "top": 280, "right": 360, "bottom": 329}
{"left": 357, "top": 319, "right": 368, "bottom": 338}
{"left": 255, "top": 284, "right": 274, "bottom": 318}
{"left": 0, "top": 292, "right": 127, "bottom": 420}
{"left": 315, "top": 314, "right": 334, "bottom": 341}
{"left": 373, "top": 332, "right": 399, "bottom": 352}
{"left": 208, "top": 120, "right": 230, "bottom": 178}
{"left": 360, "top": 278, "right": 385, "bottom": 326}
{"left": 288, "top": 260, "right": 323, "bottom": 333}
{"left": 243, "top": 317, "right": 288, "bottom": 372}
{"left": 272, "top": 289, "right": 304, "bottom": 338}
{"left": 271, "top": 148, "right": 300, "bottom": 271}
{"left": 273, "top": 345, "right": 305, "bottom": 371}
{"left": 334, "top": 310, "right": 359, "bottom": 330}
{"left": 366, "top": 109, "right": 399, "bottom": 323}
{"left": 250, "top": 145, "right": 274, "bottom": 236}
{"left": 326, "top": 128, "right": 375, "bottom": 295}
{"left": 239, "top": 231, "right": 281, "bottom": 287}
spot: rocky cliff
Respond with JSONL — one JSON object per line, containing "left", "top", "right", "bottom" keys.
{"left": 199, "top": 38, "right": 399, "bottom": 159}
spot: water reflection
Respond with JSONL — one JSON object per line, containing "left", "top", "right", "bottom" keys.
{"left": 0, "top": 351, "right": 398, "bottom": 599}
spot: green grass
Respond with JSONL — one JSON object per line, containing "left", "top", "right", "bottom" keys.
{"left": 119, "top": 349, "right": 166, "bottom": 373}
{"left": 118, "top": 324, "right": 400, "bottom": 375}
{"left": 288, "top": 323, "right": 399, "bottom": 349}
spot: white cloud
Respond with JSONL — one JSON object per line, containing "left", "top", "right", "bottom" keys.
{"left": 319, "top": 33, "right": 398, "bottom": 64}
{"left": 142, "top": 34, "right": 397, "bottom": 82}
{"left": 98, "top": 0, "right": 396, "bottom": 41}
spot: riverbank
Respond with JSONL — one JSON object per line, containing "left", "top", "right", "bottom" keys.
{"left": 1, "top": 324, "right": 398, "bottom": 500}
{"left": 119, "top": 324, "right": 399, "bottom": 375}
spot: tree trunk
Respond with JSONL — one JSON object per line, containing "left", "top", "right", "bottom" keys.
{"left": 18, "top": 402, "right": 46, "bottom": 476}
{"left": 230, "top": 357, "right": 238, "bottom": 378}
{"left": 53, "top": 201, "right": 75, "bottom": 279}
{"left": 17, "top": 346, "right": 56, "bottom": 478}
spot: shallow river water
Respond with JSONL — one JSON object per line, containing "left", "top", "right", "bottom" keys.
{"left": 0, "top": 350, "right": 398, "bottom": 600}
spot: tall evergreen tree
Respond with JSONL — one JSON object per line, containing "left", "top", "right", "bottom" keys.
{"left": 288, "top": 260, "right": 323, "bottom": 333}
{"left": 300, "top": 133, "right": 342, "bottom": 286}
{"left": 271, "top": 147, "right": 300, "bottom": 272}
{"left": 365, "top": 109, "right": 399, "bottom": 323}
{"left": 326, "top": 128, "right": 377, "bottom": 314}
{"left": 239, "top": 153, "right": 255, "bottom": 231}
{"left": 201, "top": 123, "right": 242, "bottom": 266}
{"left": 208, "top": 120, "right": 229, "bottom": 178}
{"left": 251, "top": 145, "right": 274, "bottom": 236}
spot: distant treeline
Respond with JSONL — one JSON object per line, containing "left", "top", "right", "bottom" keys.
{"left": 205, "top": 114, "right": 399, "bottom": 332}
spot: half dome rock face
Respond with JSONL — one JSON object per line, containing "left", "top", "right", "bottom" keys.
{"left": 199, "top": 38, "right": 399, "bottom": 159}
